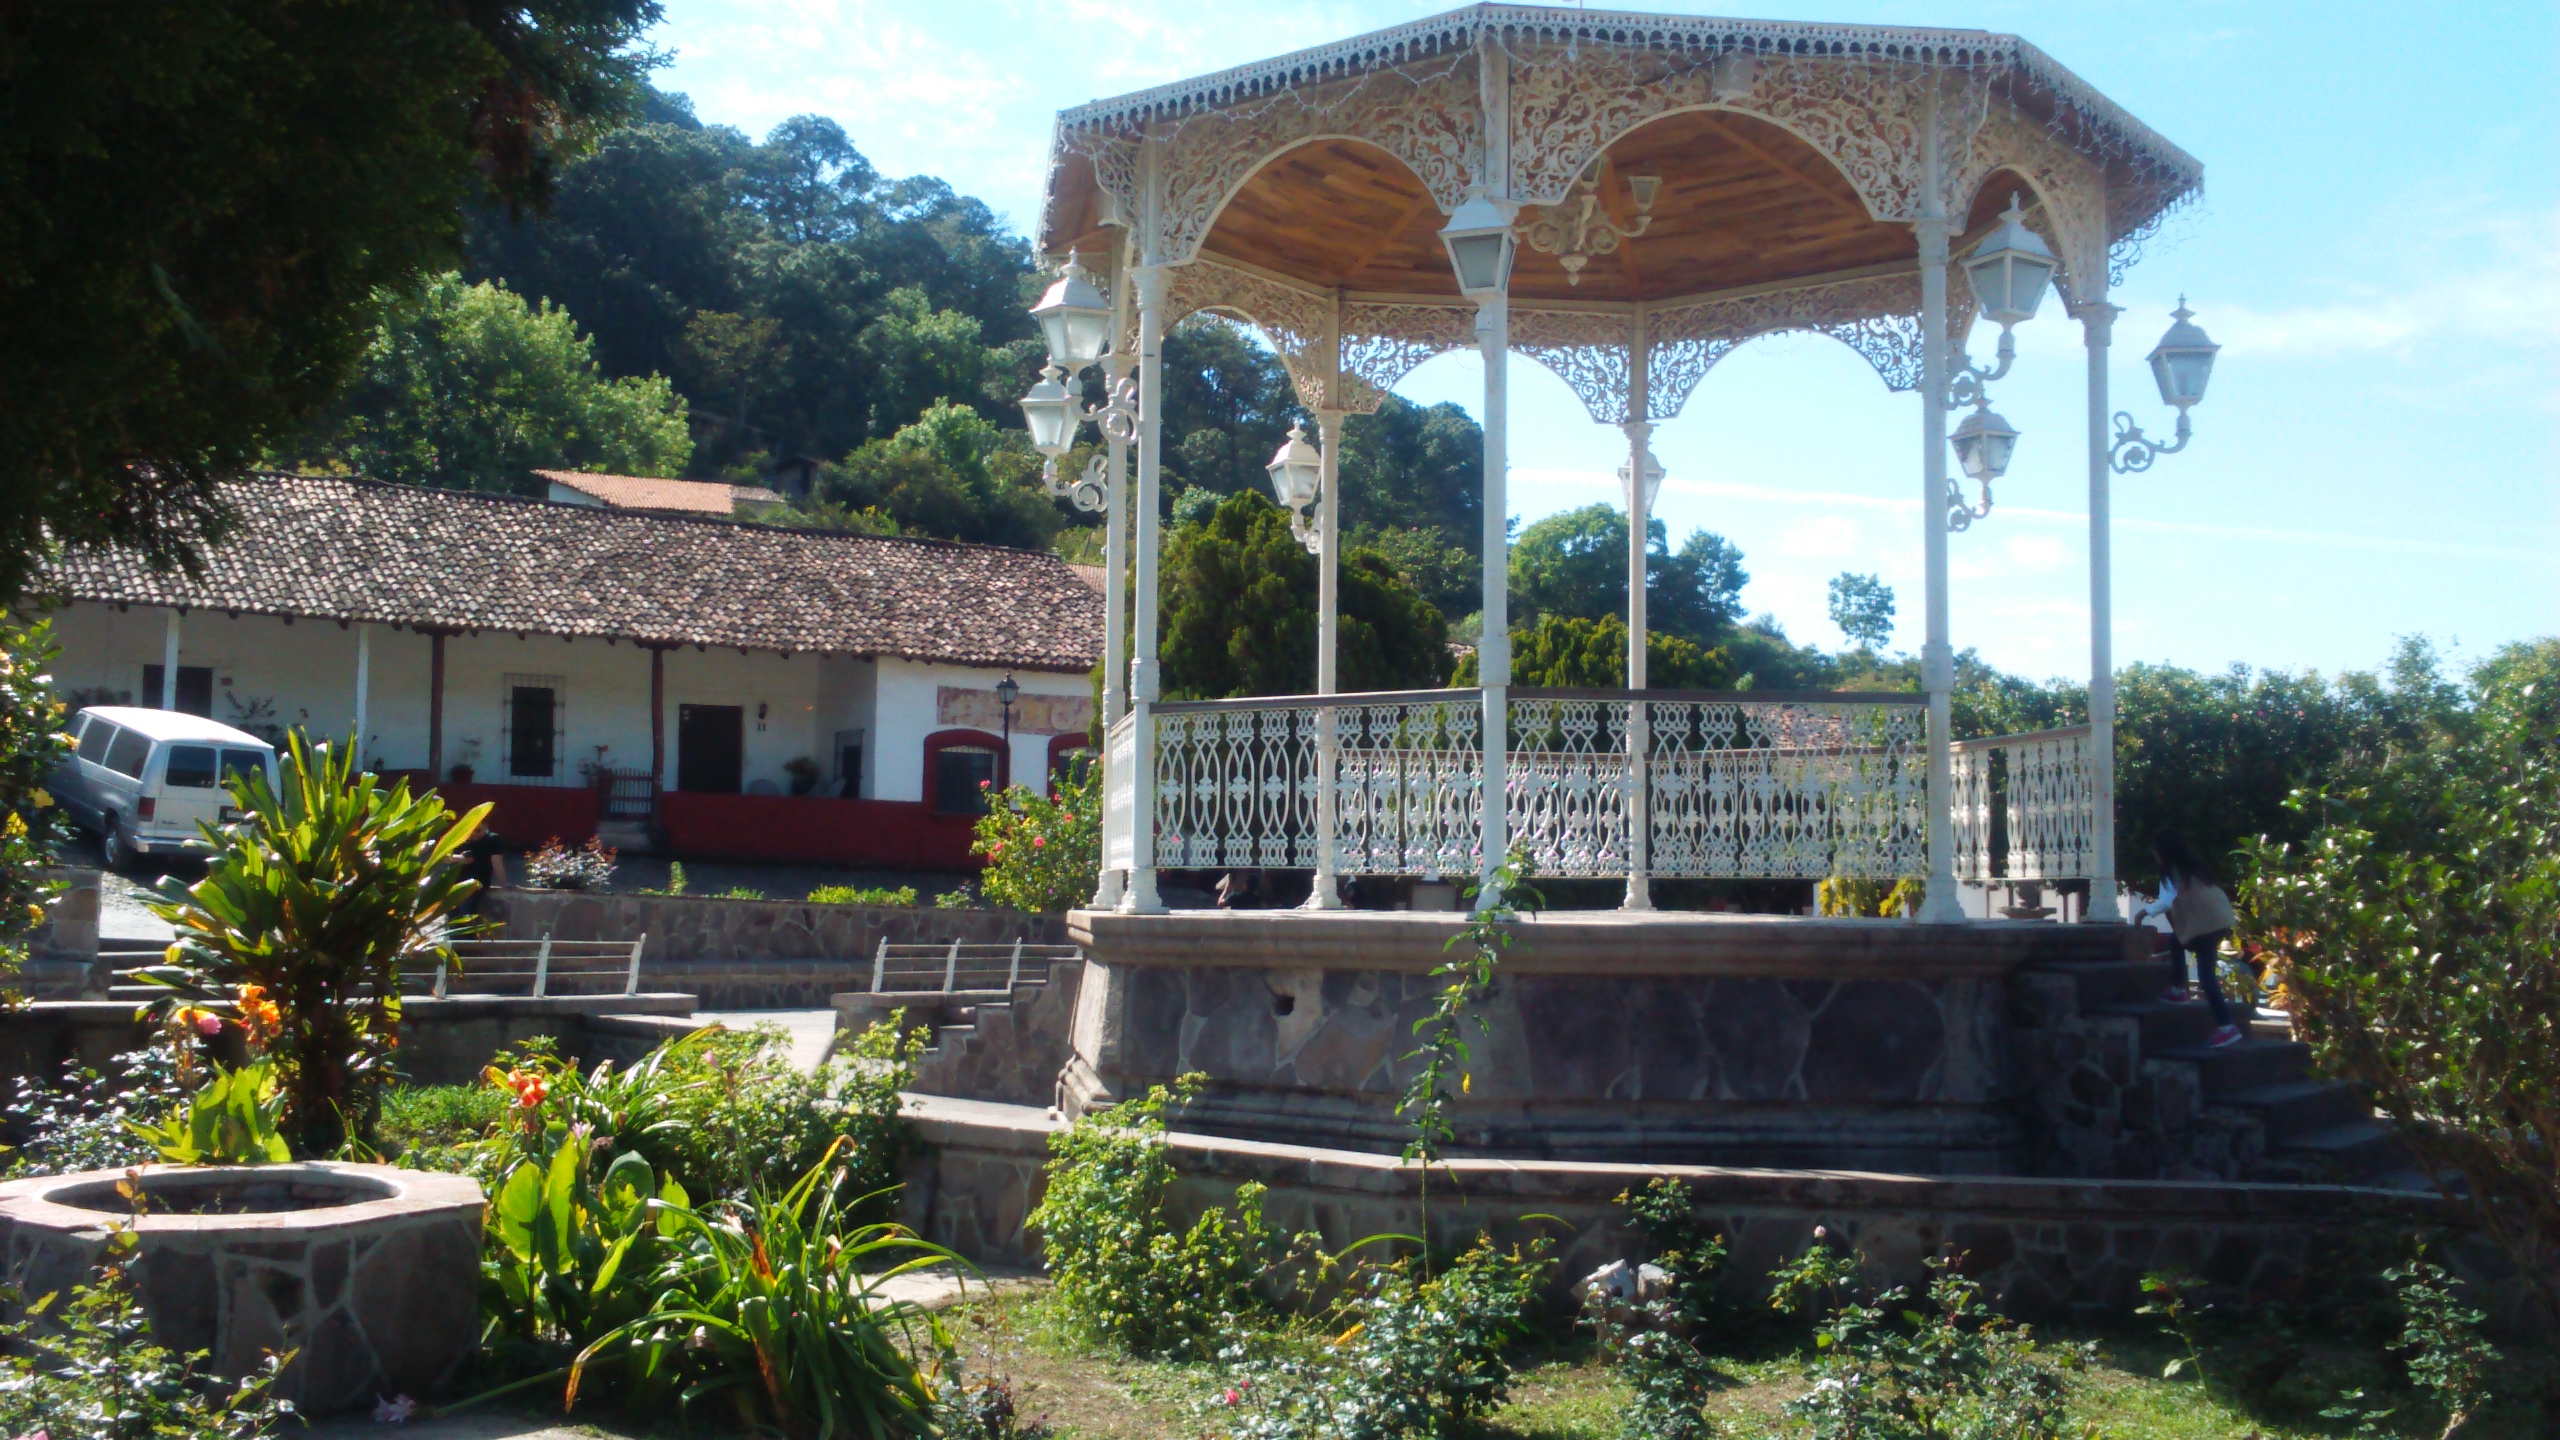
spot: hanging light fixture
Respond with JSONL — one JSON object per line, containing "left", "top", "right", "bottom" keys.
{"left": 1949, "top": 405, "right": 2019, "bottom": 483}
{"left": 1265, "top": 422, "right": 1324, "bottom": 553}
{"left": 2147, "top": 297, "right": 2220, "bottom": 410}
{"left": 1029, "top": 253, "right": 1113, "bottom": 369}
{"left": 1962, "top": 194, "right": 2059, "bottom": 330}
{"left": 1019, "top": 366, "right": 1075, "bottom": 458}
{"left": 1617, "top": 445, "right": 1664, "bottom": 511}
{"left": 1438, "top": 186, "right": 1518, "bottom": 298}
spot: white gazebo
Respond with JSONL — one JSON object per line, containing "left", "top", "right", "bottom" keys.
{"left": 1027, "top": 5, "right": 2213, "bottom": 921}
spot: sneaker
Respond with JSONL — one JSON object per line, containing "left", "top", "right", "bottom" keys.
{"left": 2160, "top": 985, "right": 2191, "bottom": 1004}
{"left": 2206, "top": 1024, "right": 2246, "bottom": 1048}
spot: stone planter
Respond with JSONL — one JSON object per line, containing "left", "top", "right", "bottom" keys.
{"left": 0, "top": 1163, "right": 484, "bottom": 1413}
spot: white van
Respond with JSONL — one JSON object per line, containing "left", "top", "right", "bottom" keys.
{"left": 53, "top": 707, "right": 282, "bottom": 869}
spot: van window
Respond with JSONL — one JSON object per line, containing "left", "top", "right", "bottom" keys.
{"left": 164, "top": 745, "right": 220, "bottom": 789}
{"left": 77, "top": 718, "right": 116, "bottom": 764}
{"left": 103, "top": 728, "right": 151, "bottom": 780}
{"left": 220, "top": 750, "right": 268, "bottom": 789}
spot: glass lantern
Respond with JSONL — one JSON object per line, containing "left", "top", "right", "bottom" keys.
{"left": 2147, "top": 298, "right": 2219, "bottom": 410}
{"left": 1019, "top": 366, "right": 1075, "bottom": 458}
{"left": 1265, "top": 422, "right": 1322, "bottom": 513}
{"left": 1962, "top": 194, "right": 2059, "bottom": 330}
{"left": 1950, "top": 406, "right": 2020, "bottom": 482}
{"left": 1030, "top": 255, "right": 1113, "bottom": 369}
{"left": 1439, "top": 188, "right": 1518, "bottom": 297}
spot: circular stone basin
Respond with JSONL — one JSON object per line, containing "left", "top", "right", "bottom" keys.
{"left": 0, "top": 1162, "right": 484, "bottom": 1414}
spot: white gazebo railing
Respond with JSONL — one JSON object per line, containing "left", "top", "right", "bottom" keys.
{"left": 1110, "top": 688, "right": 1934, "bottom": 887}
{"left": 1949, "top": 725, "right": 2100, "bottom": 882}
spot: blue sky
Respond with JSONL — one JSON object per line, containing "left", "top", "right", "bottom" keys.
{"left": 650, "top": 1, "right": 2558, "bottom": 683}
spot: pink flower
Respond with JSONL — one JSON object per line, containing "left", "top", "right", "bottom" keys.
{"left": 372, "top": 1394, "right": 419, "bottom": 1424}
{"left": 1221, "top": 1389, "right": 1240, "bottom": 1406}
{"left": 194, "top": 1012, "right": 223, "bottom": 1037}
{"left": 1031, "top": 836, "right": 1046, "bottom": 849}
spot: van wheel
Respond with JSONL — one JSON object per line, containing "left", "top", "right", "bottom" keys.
{"left": 101, "top": 822, "right": 130, "bottom": 872}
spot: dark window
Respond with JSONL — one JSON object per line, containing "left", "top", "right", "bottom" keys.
{"left": 163, "top": 745, "right": 219, "bottom": 789}
{"left": 103, "top": 728, "right": 152, "bottom": 780}
{"left": 220, "top": 749, "right": 268, "bottom": 790}
{"left": 507, "top": 685, "right": 559, "bottom": 778}
{"left": 140, "top": 665, "right": 213, "bottom": 717}
{"left": 838, "top": 741, "right": 864, "bottom": 798}
{"left": 933, "top": 746, "right": 998, "bottom": 816}
{"left": 76, "top": 718, "right": 116, "bottom": 764}
{"left": 677, "top": 705, "right": 744, "bottom": 794}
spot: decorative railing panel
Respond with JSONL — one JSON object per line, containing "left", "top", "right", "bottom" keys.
{"left": 1101, "top": 713, "right": 1137, "bottom": 871}
{"left": 1131, "top": 688, "right": 1945, "bottom": 883}
{"left": 1949, "top": 725, "right": 2097, "bottom": 882}
{"left": 1643, "top": 696, "right": 1929, "bottom": 879}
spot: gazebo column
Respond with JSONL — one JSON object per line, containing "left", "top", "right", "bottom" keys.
{"left": 1092, "top": 344, "right": 1135, "bottom": 910}
{"left": 1121, "top": 263, "right": 1169, "bottom": 914}
{"left": 1475, "top": 290, "right": 1511, "bottom": 906}
{"left": 2078, "top": 299, "right": 2125, "bottom": 921}
{"left": 1308, "top": 402, "right": 1347, "bottom": 909}
{"left": 1621, "top": 309, "right": 1652, "bottom": 911}
{"left": 1914, "top": 216, "right": 1966, "bottom": 924}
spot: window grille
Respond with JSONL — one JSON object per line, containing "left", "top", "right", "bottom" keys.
{"left": 502, "top": 675, "right": 566, "bottom": 783}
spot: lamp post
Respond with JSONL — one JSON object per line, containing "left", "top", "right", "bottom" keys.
{"left": 1021, "top": 255, "right": 1133, "bottom": 512}
{"left": 1265, "top": 422, "right": 1324, "bottom": 553}
{"left": 1441, "top": 184, "right": 1518, "bottom": 907}
{"left": 2110, "top": 298, "right": 2219, "bottom": 472}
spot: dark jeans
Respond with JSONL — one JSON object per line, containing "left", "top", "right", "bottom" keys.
{"left": 2180, "top": 928, "right": 2238, "bottom": 1027}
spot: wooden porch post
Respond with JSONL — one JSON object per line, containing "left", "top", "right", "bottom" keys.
{"left": 649, "top": 644, "right": 667, "bottom": 793}
{"left": 427, "top": 630, "right": 447, "bottom": 781}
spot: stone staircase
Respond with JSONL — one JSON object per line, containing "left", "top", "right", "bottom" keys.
{"left": 837, "top": 955, "right": 1083, "bottom": 1109}
{"left": 2011, "top": 944, "right": 2421, "bottom": 1188}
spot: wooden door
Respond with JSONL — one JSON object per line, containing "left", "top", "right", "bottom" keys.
{"left": 677, "top": 704, "right": 743, "bottom": 794}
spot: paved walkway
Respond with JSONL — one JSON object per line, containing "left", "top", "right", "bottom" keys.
{"left": 695, "top": 1007, "right": 839, "bottom": 1069}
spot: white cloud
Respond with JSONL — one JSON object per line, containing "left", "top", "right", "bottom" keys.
{"left": 2004, "top": 534, "right": 2067, "bottom": 571}
{"left": 1777, "top": 516, "right": 1860, "bottom": 559}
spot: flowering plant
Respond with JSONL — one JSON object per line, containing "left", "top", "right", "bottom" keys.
{"left": 971, "top": 763, "right": 1100, "bottom": 913}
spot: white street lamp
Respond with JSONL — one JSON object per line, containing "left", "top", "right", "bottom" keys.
{"left": 1962, "top": 194, "right": 2059, "bottom": 330}
{"left": 1031, "top": 254, "right": 1113, "bottom": 369}
{"left": 1266, "top": 421, "right": 1324, "bottom": 553}
{"left": 2112, "top": 297, "right": 2220, "bottom": 472}
{"left": 1020, "top": 366, "right": 1075, "bottom": 458}
{"left": 1617, "top": 445, "right": 1663, "bottom": 511}
{"left": 1439, "top": 186, "right": 1518, "bottom": 297}
{"left": 1950, "top": 406, "right": 2018, "bottom": 483}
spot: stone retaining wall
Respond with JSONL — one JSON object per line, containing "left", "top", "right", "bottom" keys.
{"left": 899, "top": 1094, "right": 2491, "bottom": 1325}
{"left": 485, "top": 889, "right": 1066, "bottom": 973}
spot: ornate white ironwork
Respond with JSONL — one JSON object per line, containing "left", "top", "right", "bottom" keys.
{"left": 1512, "top": 307, "right": 1635, "bottom": 422}
{"left": 1520, "top": 163, "right": 1656, "bottom": 284}
{"left": 1643, "top": 696, "right": 1930, "bottom": 879}
{"left": 1139, "top": 688, "right": 1936, "bottom": 883}
{"left": 1949, "top": 726, "right": 2097, "bottom": 882}
{"left": 1339, "top": 300, "right": 1480, "bottom": 397}
{"left": 1645, "top": 271, "right": 1972, "bottom": 413}
{"left": 1156, "top": 260, "right": 1387, "bottom": 414}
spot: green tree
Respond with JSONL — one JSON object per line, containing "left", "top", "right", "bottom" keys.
{"left": 1338, "top": 396, "right": 1484, "bottom": 558}
{"left": 813, "top": 400, "right": 1060, "bottom": 548}
{"left": 1508, "top": 504, "right": 1751, "bottom": 645}
{"left": 2244, "top": 640, "right": 2560, "bottom": 1324}
{"left": 0, "top": 620, "right": 74, "bottom": 995}
{"left": 467, "top": 97, "right": 1039, "bottom": 476}
{"left": 1160, "top": 490, "right": 1450, "bottom": 699}
{"left": 1462, "top": 614, "right": 1737, "bottom": 690}
{"left": 0, "top": 0, "right": 659, "bottom": 600}
{"left": 285, "top": 275, "right": 692, "bottom": 494}
{"left": 1828, "top": 572, "right": 1897, "bottom": 651}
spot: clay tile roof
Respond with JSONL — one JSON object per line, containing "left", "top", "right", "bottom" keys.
{"left": 537, "top": 469, "right": 772, "bottom": 515}
{"left": 37, "top": 473, "right": 1103, "bottom": 672}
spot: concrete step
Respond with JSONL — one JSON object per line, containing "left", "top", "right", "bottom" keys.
{"left": 2090, "top": 998, "right": 2219, "bottom": 1054}
{"left": 2216, "top": 1078, "right": 2366, "bottom": 1143}
{"left": 2034, "top": 958, "right": 2180, "bottom": 1012}
{"left": 2158, "top": 1038, "right": 2314, "bottom": 1097}
{"left": 2274, "top": 1119, "right": 2405, "bottom": 1180}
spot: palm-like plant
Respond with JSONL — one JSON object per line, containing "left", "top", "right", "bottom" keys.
{"left": 141, "top": 733, "right": 489, "bottom": 1156}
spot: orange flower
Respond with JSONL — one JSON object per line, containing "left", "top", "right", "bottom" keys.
{"left": 234, "top": 984, "right": 283, "bottom": 1048}
{"left": 502, "top": 1068, "right": 550, "bottom": 1111}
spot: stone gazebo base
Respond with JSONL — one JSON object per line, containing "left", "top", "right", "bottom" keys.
{"left": 1058, "top": 909, "right": 2147, "bottom": 1172}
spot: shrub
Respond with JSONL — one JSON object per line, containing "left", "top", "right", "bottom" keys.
{"left": 1027, "top": 1077, "right": 1290, "bottom": 1358}
{"left": 936, "top": 883, "right": 981, "bottom": 909}
{"left": 569, "top": 1141, "right": 957, "bottom": 1436}
{"left": 1221, "top": 1237, "right": 1552, "bottom": 1440}
{"left": 0, "top": 1252, "right": 290, "bottom": 1440}
{"left": 1585, "top": 1180, "right": 1728, "bottom": 1440}
{"left": 2243, "top": 640, "right": 2560, "bottom": 1321}
{"left": 481, "top": 1124, "right": 689, "bottom": 1364}
{"left": 126, "top": 1058, "right": 291, "bottom": 1164}
{"left": 4, "top": 1043, "right": 186, "bottom": 1176}
{"left": 138, "top": 733, "right": 489, "bottom": 1156}
{"left": 1770, "top": 1236, "right": 2082, "bottom": 1440}
{"left": 0, "top": 616, "right": 73, "bottom": 997}
{"left": 473, "top": 1021, "right": 921, "bottom": 1207}
{"left": 376, "top": 1081, "right": 507, "bottom": 1168}
{"left": 808, "top": 883, "right": 921, "bottom": 908}
{"left": 973, "top": 763, "right": 1099, "bottom": 913}
{"left": 525, "top": 835, "right": 617, "bottom": 890}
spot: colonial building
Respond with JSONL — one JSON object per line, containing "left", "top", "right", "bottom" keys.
{"left": 33, "top": 473, "right": 1103, "bottom": 869}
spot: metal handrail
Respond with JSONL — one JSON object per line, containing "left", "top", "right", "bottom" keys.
{"left": 1949, "top": 723, "right": 2093, "bottom": 752}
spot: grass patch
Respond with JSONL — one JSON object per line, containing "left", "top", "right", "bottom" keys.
{"left": 936, "top": 1283, "right": 2554, "bottom": 1440}
{"left": 375, "top": 1081, "right": 503, "bottom": 1164}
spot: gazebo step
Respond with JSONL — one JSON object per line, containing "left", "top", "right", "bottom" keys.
{"left": 2158, "top": 1038, "right": 2313, "bottom": 1097}
{"left": 2216, "top": 1078, "right": 2366, "bottom": 1143}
